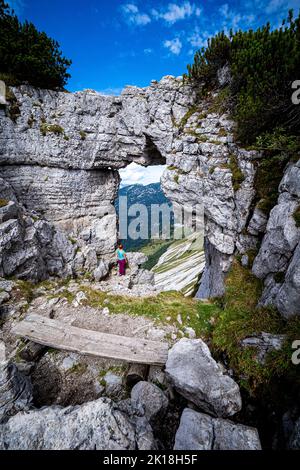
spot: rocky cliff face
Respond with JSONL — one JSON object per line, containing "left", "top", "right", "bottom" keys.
{"left": 0, "top": 77, "right": 195, "bottom": 280}
{"left": 252, "top": 160, "right": 300, "bottom": 318}
{"left": 0, "top": 73, "right": 299, "bottom": 317}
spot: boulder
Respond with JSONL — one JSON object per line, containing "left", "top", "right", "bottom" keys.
{"left": 127, "top": 252, "right": 148, "bottom": 267}
{"left": 252, "top": 200, "right": 299, "bottom": 280}
{"left": 93, "top": 259, "right": 110, "bottom": 281}
{"left": 174, "top": 408, "right": 261, "bottom": 450}
{"left": 0, "top": 397, "right": 156, "bottom": 450}
{"left": 0, "top": 361, "right": 33, "bottom": 423}
{"left": 82, "top": 246, "right": 98, "bottom": 272}
{"left": 165, "top": 338, "right": 242, "bottom": 417}
{"left": 131, "top": 381, "right": 168, "bottom": 423}
{"left": 0, "top": 201, "right": 19, "bottom": 224}
{"left": 130, "top": 268, "right": 154, "bottom": 286}
{"left": 276, "top": 242, "right": 300, "bottom": 318}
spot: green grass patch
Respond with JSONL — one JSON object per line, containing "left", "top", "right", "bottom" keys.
{"left": 48, "top": 289, "right": 75, "bottom": 303}
{"left": 245, "top": 248, "right": 259, "bottom": 268}
{"left": 5, "top": 87, "right": 21, "bottom": 121}
{"left": 255, "top": 153, "right": 288, "bottom": 215}
{"left": 218, "top": 127, "right": 227, "bottom": 137}
{"left": 27, "top": 115, "right": 35, "bottom": 128}
{"left": 138, "top": 240, "right": 174, "bottom": 271}
{"left": 80, "top": 287, "right": 216, "bottom": 336}
{"left": 228, "top": 154, "right": 245, "bottom": 191}
{"left": 207, "top": 260, "right": 300, "bottom": 395}
{"left": 14, "top": 280, "right": 36, "bottom": 304}
{"left": 196, "top": 134, "right": 208, "bottom": 142}
{"left": 40, "top": 123, "right": 64, "bottom": 136}
{"left": 167, "top": 165, "right": 177, "bottom": 171}
{"left": 0, "top": 198, "right": 9, "bottom": 207}
{"left": 74, "top": 258, "right": 299, "bottom": 397}
{"left": 67, "top": 363, "right": 88, "bottom": 375}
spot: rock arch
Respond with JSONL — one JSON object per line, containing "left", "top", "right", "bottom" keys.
{"left": 0, "top": 76, "right": 259, "bottom": 298}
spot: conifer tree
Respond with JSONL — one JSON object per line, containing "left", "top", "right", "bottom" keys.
{"left": 0, "top": 0, "right": 71, "bottom": 89}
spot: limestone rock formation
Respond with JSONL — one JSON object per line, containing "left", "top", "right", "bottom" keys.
{"left": 0, "top": 77, "right": 194, "bottom": 259}
{"left": 165, "top": 338, "right": 242, "bottom": 417}
{"left": 252, "top": 160, "right": 300, "bottom": 317}
{"left": 93, "top": 259, "right": 110, "bottom": 281}
{"left": 153, "top": 232, "right": 205, "bottom": 296}
{"left": 0, "top": 397, "right": 156, "bottom": 450}
{"left": 276, "top": 242, "right": 300, "bottom": 317}
{"left": 0, "top": 178, "right": 75, "bottom": 281}
{"left": 1, "top": 74, "right": 300, "bottom": 315}
{"left": 0, "top": 361, "right": 33, "bottom": 424}
{"left": 174, "top": 408, "right": 261, "bottom": 450}
{"left": 131, "top": 381, "right": 169, "bottom": 423}
{"left": 159, "top": 103, "right": 259, "bottom": 298}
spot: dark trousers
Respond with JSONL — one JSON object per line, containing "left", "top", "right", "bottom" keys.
{"left": 118, "top": 259, "right": 126, "bottom": 275}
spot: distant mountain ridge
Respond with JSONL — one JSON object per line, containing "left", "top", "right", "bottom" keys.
{"left": 118, "top": 182, "right": 168, "bottom": 206}
{"left": 115, "top": 182, "right": 172, "bottom": 251}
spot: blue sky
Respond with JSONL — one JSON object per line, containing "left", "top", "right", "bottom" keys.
{"left": 8, "top": 0, "right": 300, "bottom": 94}
{"left": 7, "top": 0, "right": 300, "bottom": 185}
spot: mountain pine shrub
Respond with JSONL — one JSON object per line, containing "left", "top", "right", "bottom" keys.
{"left": 185, "top": 10, "right": 300, "bottom": 145}
{"left": 0, "top": 1, "right": 71, "bottom": 89}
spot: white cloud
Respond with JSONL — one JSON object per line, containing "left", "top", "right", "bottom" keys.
{"left": 218, "top": 3, "right": 255, "bottom": 31}
{"left": 119, "top": 163, "right": 167, "bottom": 186}
{"left": 188, "top": 27, "right": 208, "bottom": 49}
{"left": 265, "top": 0, "right": 286, "bottom": 13}
{"left": 121, "top": 3, "right": 151, "bottom": 26}
{"left": 144, "top": 48, "right": 153, "bottom": 54}
{"left": 219, "top": 3, "right": 229, "bottom": 18}
{"left": 152, "top": 2, "right": 201, "bottom": 24}
{"left": 123, "top": 3, "right": 138, "bottom": 14}
{"left": 164, "top": 38, "right": 182, "bottom": 55}
{"left": 121, "top": 2, "right": 202, "bottom": 28}
{"left": 135, "top": 13, "right": 152, "bottom": 25}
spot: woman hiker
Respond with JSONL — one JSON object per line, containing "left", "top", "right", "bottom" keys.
{"left": 116, "top": 243, "right": 128, "bottom": 276}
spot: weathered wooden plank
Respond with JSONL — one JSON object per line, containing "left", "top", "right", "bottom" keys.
{"left": 12, "top": 314, "right": 168, "bottom": 366}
